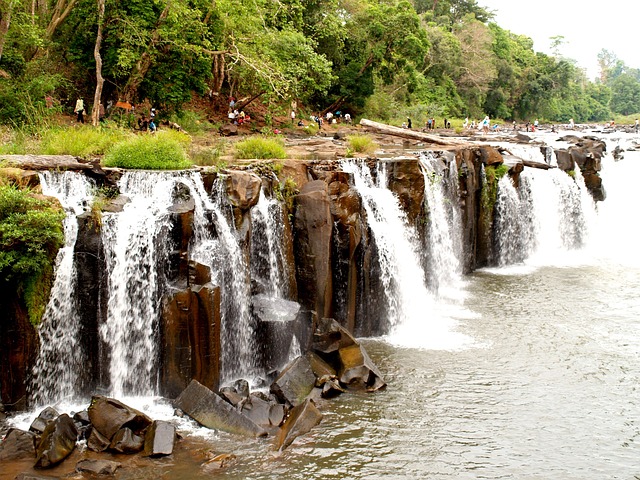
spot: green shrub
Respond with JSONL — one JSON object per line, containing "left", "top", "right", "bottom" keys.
{"left": 169, "top": 110, "right": 213, "bottom": 134}
{"left": 103, "top": 133, "right": 193, "bottom": 169}
{"left": 346, "top": 134, "right": 378, "bottom": 156}
{"left": 42, "top": 126, "right": 130, "bottom": 158}
{"left": 303, "top": 123, "right": 318, "bottom": 135}
{"left": 0, "top": 185, "right": 65, "bottom": 325}
{"left": 234, "top": 136, "right": 287, "bottom": 160}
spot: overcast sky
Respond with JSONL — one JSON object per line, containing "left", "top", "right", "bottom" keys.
{"left": 481, "top": 1, "right": 637, "bottom": 80}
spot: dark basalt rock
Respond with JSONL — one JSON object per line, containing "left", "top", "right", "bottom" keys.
{"left": 29, "top": 407, "right": 59, "bottom": 435}
{"left": 87, "top": 395, "right": 152, "bottom": 441}
{"left": 275, "top": 399, "right": 323, "bottom": 451}
{"left": 86, "top": 426, "right": 110, "bottom": 452}
{"left": 174, "top": 379, "right": 267, "bottom": 437}
{"left": 76, "top": 459, "right": 122, "bottom": 475}
{"left": 143, "top": 420, "right": 176, "bottom": 457}
{"left": 312, "top": 317, "right": 357, "bottom": 354}
{"left": 109, "top": 427, "right": 145, "bottom": 454}
{"left": 15, "top": 474, "right": 59, "bottom": 480}
{"left": 270, "top": 355, "right": 316, "bottom": 407}
{"left": 0, "top": 428, "right": 36, "bottom": 461}
{"left": 338, "top": 343, "right": 386, "bottom": 392}
{"left": 34, "top": 413, "right": 77, "bottom": 469}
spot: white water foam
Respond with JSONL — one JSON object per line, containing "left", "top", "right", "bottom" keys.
{"left": 342, "top": 160, "right": 472, "bottom": 350}
{"left": 31, "top": 171, "right": 94, "bottom": 405}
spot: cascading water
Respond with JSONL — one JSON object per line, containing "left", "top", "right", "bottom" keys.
{"left": 31, "top": 172, "right": 94, "bottom": 405}
{"left": 250, "top": 189, "right": 290, "bottom": 298}
{"left": 419, "top": 153, "right": 464, "bottom": 297}
{"left": 341, "top": 160, "right": 469, "bottom": 349}
{"left": 185, "top": 173, "right": 257, "bottom": 383}
{"left": 100, "top": 172, "right": 178, "bottom": 397}
{"left": 494, "top": 174, "right": 529, "bottom": 266}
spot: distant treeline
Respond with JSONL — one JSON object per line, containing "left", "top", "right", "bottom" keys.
{"left": 0, "top": 0, "right": 638, "bottom": 125}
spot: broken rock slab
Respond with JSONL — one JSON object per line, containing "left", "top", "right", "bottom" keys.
{"left": 275, "top": 399, "right": 323, "bottom": 451}
{"left": 270, "top": 355, "right": 316, "bottom": 407}
{"left": 174, "top": 380, "right": 267, "bottom": 437}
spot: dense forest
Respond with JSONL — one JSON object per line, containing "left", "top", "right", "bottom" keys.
{"left": 1, "top": 0, "right": 639, "bottom": 127}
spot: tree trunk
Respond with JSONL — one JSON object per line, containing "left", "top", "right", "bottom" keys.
{"left": 359, "top": 118, "right": 469, "bottom": 146}
{"left": 121, "top": 3, "right": 170, "bottom": 103}
{"left": 0, "top": 0, "right": 14, "bottom": 63}
{"left": 235, "top": 91, "right": 264, "bottom": 111}
{"left": 91, "top": 0, "right": 105, "bottom": 127}
{"left": 45, "top": 0, "right": 77, "bottom": 38}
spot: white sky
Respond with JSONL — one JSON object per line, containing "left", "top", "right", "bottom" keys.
{"left": 481, "top": 1, "right": 638, "bottom": 80}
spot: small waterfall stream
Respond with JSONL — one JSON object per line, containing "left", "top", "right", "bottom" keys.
{"left": 31, "top": 172, "right": 94, "bottom": 405}
{"left": 100, "top": 172, "right": 178, "bottom": 397}
{"left": 342, "top": 159, "right": 469, "bottom": 349}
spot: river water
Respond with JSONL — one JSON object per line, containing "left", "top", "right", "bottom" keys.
{"left": 5, "top": 130, "right": 640, "bottom": 480}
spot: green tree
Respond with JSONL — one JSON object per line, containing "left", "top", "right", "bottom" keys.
{"left": 609, "top": 73, "right": 640, "bottom": 115}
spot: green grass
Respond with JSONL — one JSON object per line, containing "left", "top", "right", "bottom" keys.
{"left": 41, "top": 125, "right": 131, "bottom": 158}
{"left": 234, "top": 136, "right": 287, "bottom": 160}
{"left": 346, "top": 134, "right": 378, "bottom": 156}
{"left": 103, "top": 132, "right": 193, "bottom": 169}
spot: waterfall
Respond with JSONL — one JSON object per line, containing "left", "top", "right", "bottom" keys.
{"left": 185, "top": 173, "right": 257, "bottom": 383}
{"left": 419, "top": 153, "right": 464, "bottom": 297}
{"left": 493, "top": 166, "right": 597, "bottom": 268}
{"left": 100, "top": 172, "right": 177, "bottom": 397}
{"left": 494, "top": 174, "right": 529, "bottom": 266}
{"left": 250, "top": 190, "right": 289, "bottom": 298}
{"left": 31, "top": 171, "right": 94, "bottom": 405}
{"left": 342, "top": 160, "right": 469, "bottom": 349}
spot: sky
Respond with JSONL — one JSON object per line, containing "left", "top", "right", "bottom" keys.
{"left": 481, "top": 1, "right": 638, "bottom": 80}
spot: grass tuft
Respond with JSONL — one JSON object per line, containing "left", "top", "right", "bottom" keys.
{"left": 234, "top": 136, "right": 287, "bottom": 160}
{"left": 103, "top": 132, "right": 192, "bottom": 169}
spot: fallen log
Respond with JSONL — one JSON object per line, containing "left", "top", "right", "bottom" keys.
{"left": 359, "top": 118, "right": 470, "bottom": 146}
{"left": 0, "top": 155, "right": 94, "bottom": 171}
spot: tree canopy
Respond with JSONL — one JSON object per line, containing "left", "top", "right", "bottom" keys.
{"left": 0, "top": 0, "right": 638, "bottom": 124}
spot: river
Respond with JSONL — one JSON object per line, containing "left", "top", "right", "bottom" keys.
{"left": 4, "top": 130, "right": 640, "bottom": 480}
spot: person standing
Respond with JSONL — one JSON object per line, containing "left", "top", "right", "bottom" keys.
{"left": 74, "top": 98, "right": 85, "bottom": 123}
{"left": 635, "top": 119, "right": 639, "bottom": 133}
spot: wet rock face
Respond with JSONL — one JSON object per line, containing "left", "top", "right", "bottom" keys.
{"left": 76, "top": 459, "right": 121, "bottom": 475}
{"left": 34, "top": 414, "right": 78, "bottom": 469}
{"left": 225, "top": 170, "right": 262, "bottom": 212}
{"left": 293, "top": 180, "right": 333, "bottom": 318}
{"left": 385, "top": 159, "right": 425, "bottom": 226}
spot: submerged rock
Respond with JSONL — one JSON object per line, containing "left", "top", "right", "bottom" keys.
{"left": 275, "top": 399, "right": 323, "bottom": 451}
{"left": 312, "top": 317, "right": 357, "bottom": 354}
{"left": 174, "top": 380, "right": 267, "bottom": 437}
{"left": 34, "top": 414, "right": 77, "bottom": 469}
{"left": 76, "top": 459, "right": 122, "bottom": 475}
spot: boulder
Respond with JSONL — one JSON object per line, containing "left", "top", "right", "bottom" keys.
{"left": 478, "top": 145, "right": 504, "bottom": 166}
{"left": 76, "top": 459, "right": 122, "bottom": 475}
{"left": 270, "top": 355, "right": 316, "bottom": 407}
{"left": 275, "top": 399, "right": 323, "bottom": 451}
{"left": 143, "top": 420, "right": 176, "bottom": 457}
{"left": 174, "top": 380, "right": 267, "bottom": 437}
{"left": 225, "top": 170, "right": 262, "bottom": 211}
{"left": 219, "top": 124, "right": 238, "bottom": 136}
{"left": 109, "top": 427, "right": 145, "bottom": 454}
{"left": 15, "top": 474, "right": 58, "bottom": 480}
{"left": 34, "top": 414, "right": 77, "bottom": 469}
{"left": 240, "top": 395, "right": 273, "bottom": 428}
{"left": 316, "top": 375, "right": 346, "bottom": 398}
{"left": 338, "top": 344, "right": 386, "bottom": 392}
{"left": 87, "top": 396, "right": 152, "bottom": 441}
{"left": 312, "top": 317, "right": 357, "bottom": 354}
{"left": 29, "top": 407, "right": 59, "bottom": 435}
{"left": 307, "top": 351, "right": 337, "bottom": 378}
{"left": 554, "top": 149, "right": 575, "bottom": 171}
{"left": 86, "top": 426, "right": 110, "bottom": 452}
{"left": 0, "top": 428, "right": 36, "bottom": 461}
{"left": 386, "top": 159, "right": 426, "bottom": 225}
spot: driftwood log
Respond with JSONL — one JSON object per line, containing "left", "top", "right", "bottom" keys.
{"left": 359, "top": 118, "right": 470, "bottom": 146}
{"left": 0, "top": 155, "right": 94, "bottom": 170}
